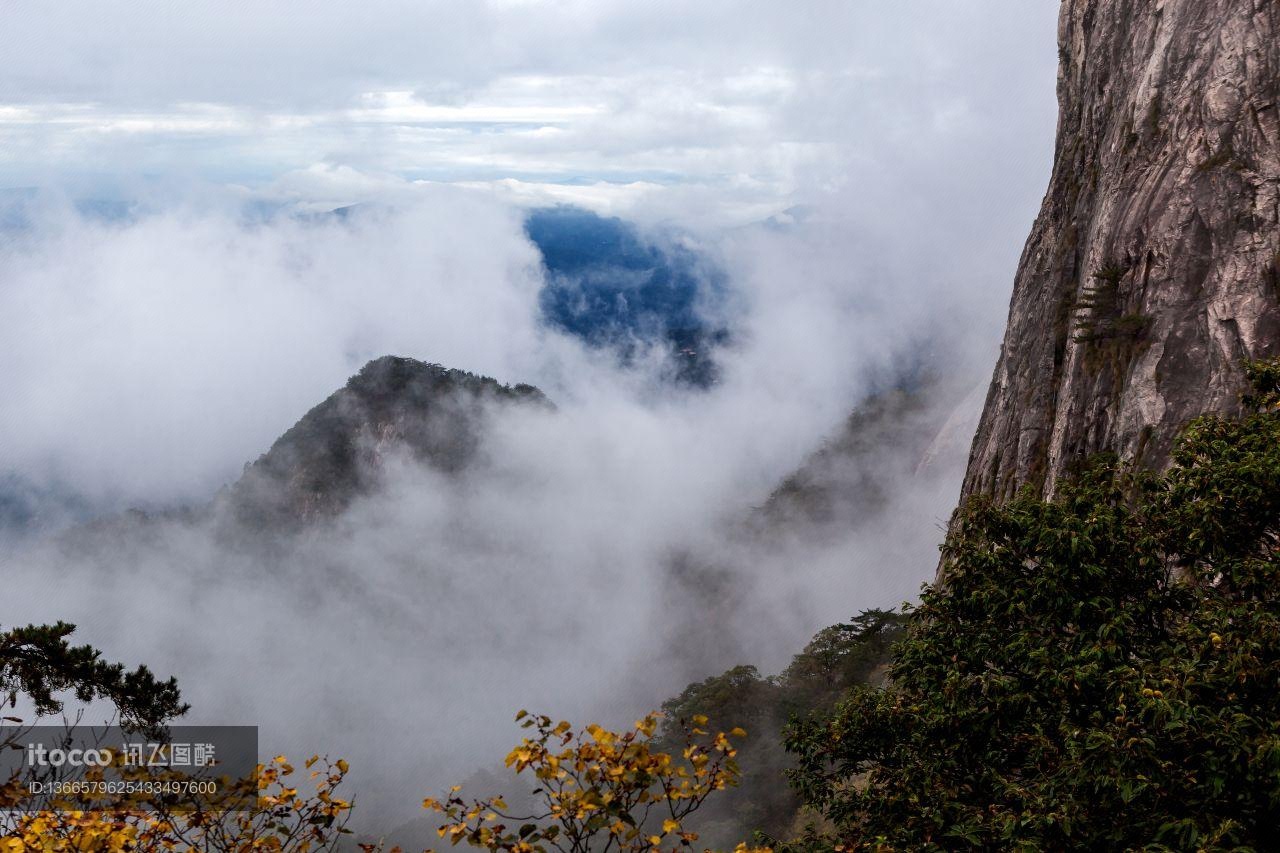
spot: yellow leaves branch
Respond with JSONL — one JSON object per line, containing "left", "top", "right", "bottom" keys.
{"left": 419, "top": 711, "right": 762, "bottom": 853}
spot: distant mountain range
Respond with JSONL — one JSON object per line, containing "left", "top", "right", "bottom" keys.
{"left": 37, "top": 349, "right": 977, "bottom": 568}
{"left": 0, "top": 198, "right": 959, "bottom": 545}
{"left": 0, "top": 194, "right": 731, "bottom": 387}
{"left": 0, "top": 199, "right": 732, "bottom": 533}
{"left": 525, "top": 206, "right": 730, "bottom": 386}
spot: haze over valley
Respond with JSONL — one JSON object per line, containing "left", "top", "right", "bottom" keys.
{"left": 0, "top": 0, "right": 1061, "bottom": 833}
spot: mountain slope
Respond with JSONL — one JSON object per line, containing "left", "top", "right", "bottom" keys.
{"left": 963, "top": 0, "right": 1280, "bottom": 502}
{"left": 754, "top": 378, "right": 968, "bottom": 535}
{"left": 217, "top": 356, "right": 548, "bottom": 531}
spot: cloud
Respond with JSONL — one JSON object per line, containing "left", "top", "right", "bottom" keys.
{"left": 0, "top": 1, "right": 1058, "bottom": 219}
{"left": 0, "top": 177, "right": 998, "bottom": 827}
{"left": 0, "top": 185, "right": 548, "bottom": 505}
{"left": 0, "top": 0, "right": 1064, "bottom": 831}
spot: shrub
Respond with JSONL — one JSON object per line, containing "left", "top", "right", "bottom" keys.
{"left": 786, "top": 361, "right": 1280, "bottom": 850}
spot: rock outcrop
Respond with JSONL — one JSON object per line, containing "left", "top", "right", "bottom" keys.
{"left": 963, "top": 0, "right": 1280, "bottom": 502}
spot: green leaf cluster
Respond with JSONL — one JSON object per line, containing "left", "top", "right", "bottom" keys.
{"left": 0, "top": 621, "right": 187, "bottom": 736}
{"left": 657, "top": 612, "right": 904, "bottom": 847}
{"left": 785, "top": 359, "right": 1280, "bottom": 851}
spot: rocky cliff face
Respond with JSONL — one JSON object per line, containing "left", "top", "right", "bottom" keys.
{"left": 963, "top": 0, "right": 1280, "bottom": 502}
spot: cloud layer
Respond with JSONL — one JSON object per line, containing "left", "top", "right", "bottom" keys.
{"left": 1, "top": 1, "right": 1058, "bottom": 223}
{"left": 0, "top": 176, "right": 1017, "bottom": 827}
{"left": 0, "top": 0, "right": 1063, "bottom": 830}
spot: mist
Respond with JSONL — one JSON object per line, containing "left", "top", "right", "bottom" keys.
{"left": 0, "top": 183, "right": 1005, "bottom": 829}
{"left": 0, "top": 0, "right": 1060, "bottom": 836}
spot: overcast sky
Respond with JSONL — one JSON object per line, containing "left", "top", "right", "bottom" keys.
{"left": 1, "top": 1, "right": 1059, "bottom": 222}
{"left": 0, "top": 0, "right": 1064, "bottom": 510}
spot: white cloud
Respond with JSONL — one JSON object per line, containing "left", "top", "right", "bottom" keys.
{"left": 0, "top": 2, "right": 1059, "bottom": 219}
{"left": 0, "top": 187, "right": 548, "bottom": 503}
{"left": 0, "top": 183, "right": 987, "bottom": 825}
{"left": 0, "top": 0, "right": 1065, "bottom": 830}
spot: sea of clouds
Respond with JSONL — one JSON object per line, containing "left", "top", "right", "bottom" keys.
{"left": 0, "top": 0, "right": 1061, "bottom": 831}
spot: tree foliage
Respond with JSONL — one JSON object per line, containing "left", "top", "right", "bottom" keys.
{"left": 777, "top": 611, "right": 902, "bottom": 711}
{"left": 786, "top": 359, "right": 1280, "bottom": 850}
{"left": 0, "top": 754, "right": 355, "bottom": 852}
{"left": 418, "top": 711, "right": 765, "bottom": 853}
{"left": 0, "top": 621, "right": 186, "bottom": 735}
{"left": 656, "top": 612, "right": 904, "bottom": 846}
{"left": 0, "top": 620, "right": 354, "bottom": 850}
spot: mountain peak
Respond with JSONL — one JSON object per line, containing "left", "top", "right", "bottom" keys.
{"left": 217, "top": 356, "right": 548, "bottom": 531}
{"left": 344, "top": 355, "right": 546, "bottom": 409}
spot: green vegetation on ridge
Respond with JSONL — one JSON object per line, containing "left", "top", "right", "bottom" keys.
{"left": 781, "top": 359, "right": 1280, "bottom": 850}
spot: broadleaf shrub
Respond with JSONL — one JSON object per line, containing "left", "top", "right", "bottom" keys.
{"left": 785, "top": 359, "right": 1280, "bottom": 851}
